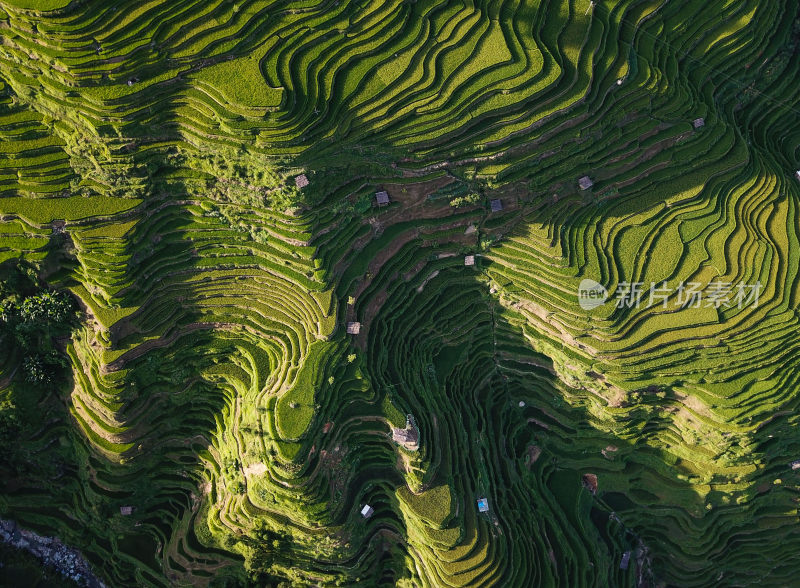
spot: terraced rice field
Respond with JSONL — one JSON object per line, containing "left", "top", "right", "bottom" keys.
{"left": 0, "top": 0, "right": 799, "bottom": 585}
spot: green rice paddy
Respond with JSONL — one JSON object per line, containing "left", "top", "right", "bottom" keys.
{"left": 0, "top": 0, "right": 799, "bottom": 586}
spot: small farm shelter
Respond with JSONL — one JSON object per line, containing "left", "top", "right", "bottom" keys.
{"left": 578, "top": 176, "right": 594, "bottom": 190}
{"left": 295, "top": 174, "right": 309, "bottom": 188}
{"left": 375, "top": 191, "right": 390, "bottom": 206}
{"left": 392, "top": 426, "right": 419, "bottom": 451}
{"left": 490, "top": 199, "right": 503, "bottom": 212}
{"left": 392, "top": 415, "right": 420, "bottom": 450}
{"left": 120, "top": 506, "right": 133, "bottom": 516}
{"left": 693, "top": 118, "right": 705, "bottom": 129}
{"left": 477, "top": 498, "right": 489, "bottom": 512}
{"left": 620, "top": 551, "right": 631, "bottom": 570}
{"left": 795, "top": 170, "right": 800, "bottom": 182}
{"left": 346, "top": 322, "right": 361, "bottom": 335}
{"left": 464, "top": 255, "right": 475, "bottom": 266}
{"left": 392, "top": 428, "right": 418, "bottom": 445}
{"left": 360, "top": 505, "right": 374, "bottom": 519}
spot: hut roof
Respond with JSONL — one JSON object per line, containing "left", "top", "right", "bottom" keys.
{"left": 392, "top": 427, "right": 419, "bottom": 445}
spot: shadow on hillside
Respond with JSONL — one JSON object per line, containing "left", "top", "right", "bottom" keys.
{"left": 342, "top": 229, "right": 796, "bottom": 586}
{"left": 343, "top": 261, "right": 702, "bottom": 586}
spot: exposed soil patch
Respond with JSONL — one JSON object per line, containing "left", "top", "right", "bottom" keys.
{"left": 582, "top": 473, "right": 598, "bottom": 494}
{"left": 525, "top": 445, "right": 542, "bottom": 468}
{"left": 416, "top": 270, "right": 440, "bottom": 293}
{"left": 602, "top": 445, "right": 619, "bottom": 460}
{"left": 527, "top": 417, "right": 550, "bottom": 430}
{"left": 244, "top": 463, "right": 268, "bottom": 477}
